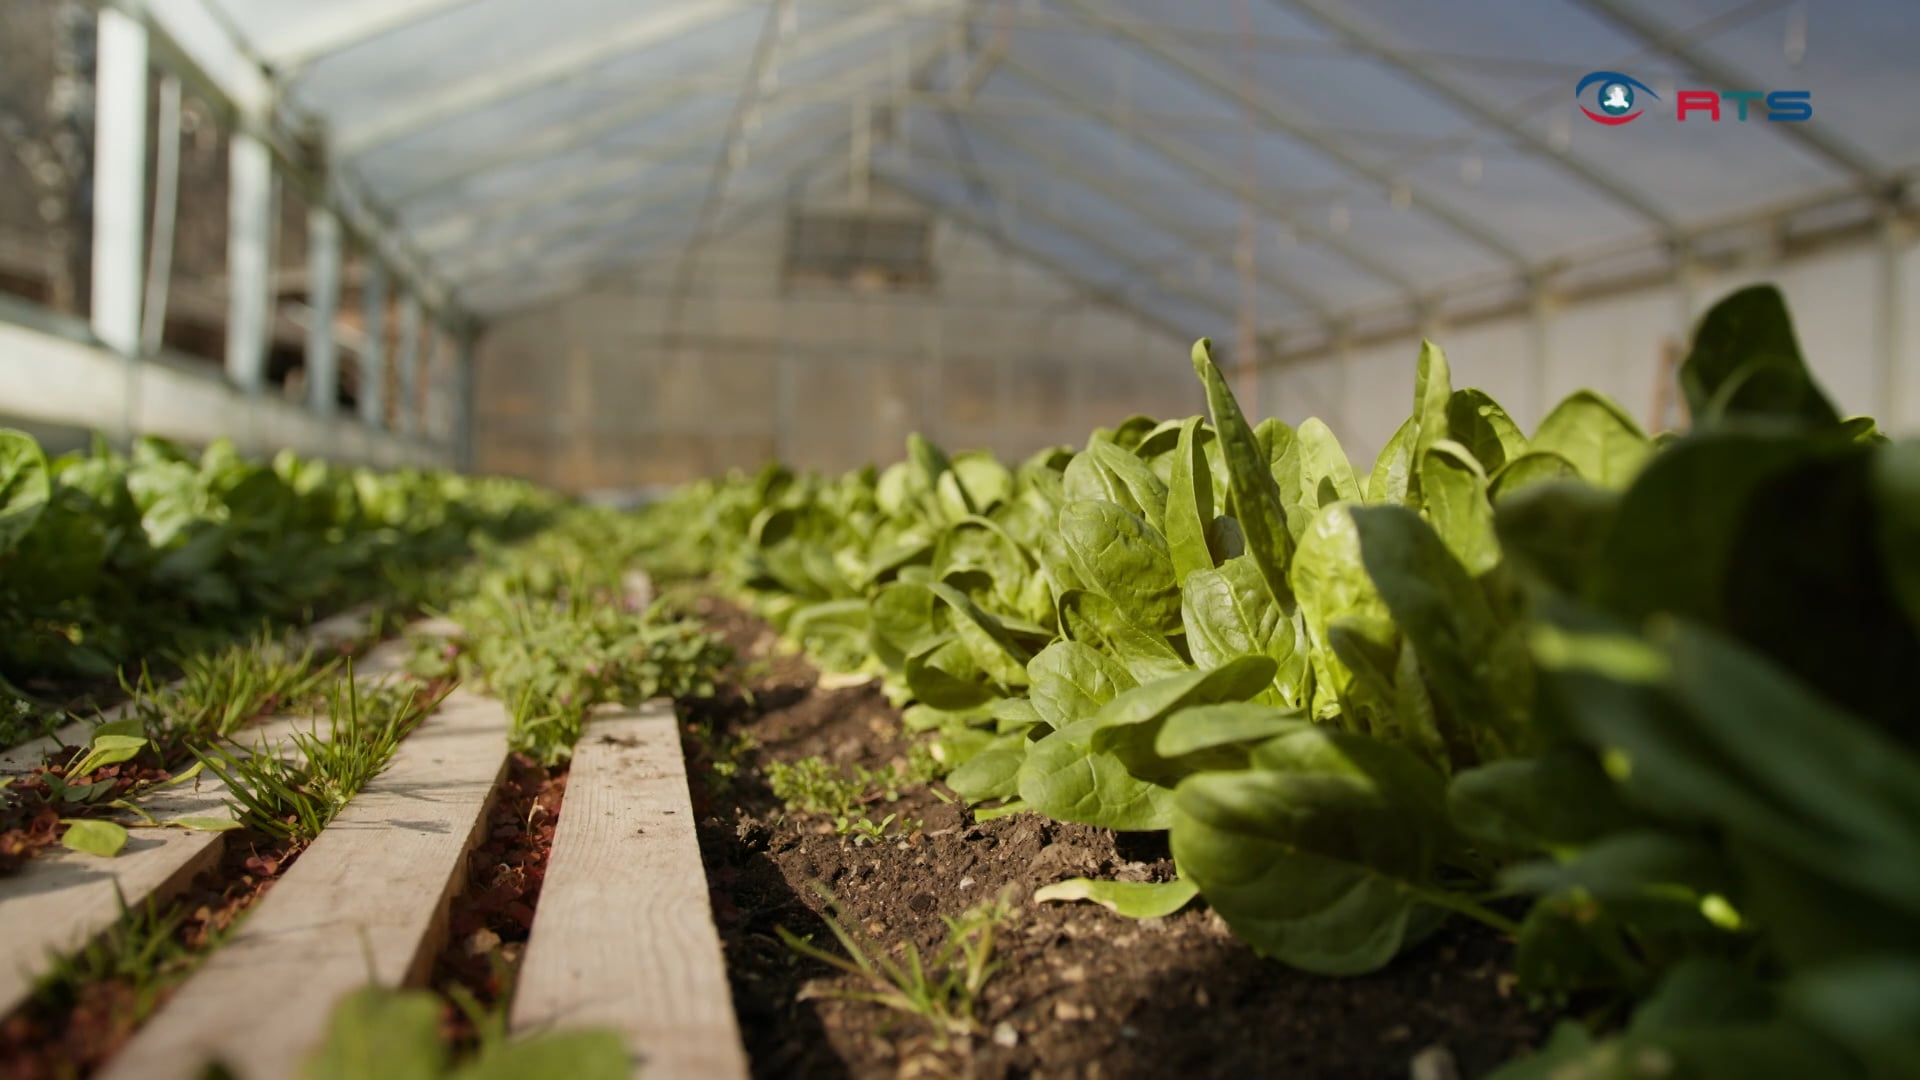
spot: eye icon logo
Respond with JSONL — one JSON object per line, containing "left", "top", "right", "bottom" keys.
{"left": 1576, "top": 71, "right": 1657, "bottom": 125}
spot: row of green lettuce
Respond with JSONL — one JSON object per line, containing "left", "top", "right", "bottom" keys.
{"left": 0, "top": 432, "right": 562, "bottom": 697}
{"left": 641, "top": 285, "right": 1920, "bottom": 1080}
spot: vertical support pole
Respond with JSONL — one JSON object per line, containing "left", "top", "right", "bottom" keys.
{"left": 993, "top": 334, "right": 1012, "bottom": 457}
{"left": 91, "top": 6, "right": 146, "bottom": 358}
{"left": 306, "top": 207, "right": 342, "bottom": 416}
{"left": 420, "top": 327, "right": 442, "bottom": 440}
{"left": 1333, "top": 328, "right": 1352, "bottom": 440}
{"left": 359, "top": 262, "right": 387, "bottom": 428}
{"left": 921, "top": 312, "right": 942, "bottom": 449}
{"left": 396, "top": 294, "right": 421, "bottom": 437}
{"left": 1667, "top": 251, "right": 1704, "bottom": 431}
{"left": 1067, "top": 320, "right": 1086, "bottom": 434}
{"left": 1880, "top": 216, "right": 1907, "bottom": 429}
{"left": 1674, "top": 251, "right": 1703, "bottom": 342}
{"left": 850, "top": 90, "right": 871, "bottom": 208}
{"left": 775, "top": 347, "right": 794, "bottom": 464}
{"left": 455, "top": 331, "right": 477, "bottom": 472}
{"left": 226, "top": 133, "right": 273, "bottom": 393}
{"left": 1528, "top": 286, "right": 1553, "bottom": 431}
{"left": 142, "top": 75, "right": 182, "bottom": 357}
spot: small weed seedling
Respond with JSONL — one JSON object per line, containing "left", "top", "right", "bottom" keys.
{"left": 418, "top": 534, "right": 731, "bottom": 765}
{"left": 32, "top": 886, "right": 212, "bottom": 1024}
{"left": 778, "top": 886, "right": 1017, "bottom": 1048}
{"left": 766, "top": 752, "right": 941, "bottom": 822}
{"left": 192, "top": 665, "right": 445, "bottom": 840}
{"left": 0, "top": 694, "right": 60, "bottom": 749}
{"left": 684, "top": 713, "right": 756, "bottom": 795}
{"left": 124, "top": 630, "right": 338, "bottom": 752}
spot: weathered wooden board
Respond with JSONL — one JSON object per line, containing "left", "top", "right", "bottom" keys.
{"left": 0, "top": 707, "right": 330, "bottom": 1018}
{"left": 95, "top": 688, "right": 509, "bottom": 1080}
{"left": 0, "top": 626, "right": 409, "bottom": 1020}
{"left": 510, "top": 700, "right": 748, "bottom": 1080}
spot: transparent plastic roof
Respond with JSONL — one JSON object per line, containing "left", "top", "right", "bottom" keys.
{"left": 198, "top": 0, "right": 1920, "bottom": 340}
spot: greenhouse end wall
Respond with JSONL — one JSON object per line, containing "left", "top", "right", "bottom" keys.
{"left": 472, "top": 189, "right": 1200, "bottom": 492}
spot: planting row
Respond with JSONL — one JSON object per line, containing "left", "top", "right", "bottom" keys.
{"left": 641, "top": 286, "right": 1920, "bottom": 1079}
{"left": 0, "top": 432, "right": 557, "bottom": 699}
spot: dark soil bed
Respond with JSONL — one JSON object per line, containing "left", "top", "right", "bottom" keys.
{"left": 680, "top": 595, "right": 1553, "bottom": 1080}
{"left": 431, "top": 752, "right": 569, "bottom": 1050}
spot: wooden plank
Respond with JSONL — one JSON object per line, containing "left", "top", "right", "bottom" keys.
{"left": 0, "top": 629, "right": 405, "bottom": 1019}
{"left": 510, "top": 700, "right": 748, "bottom": 1080}
{"left": 0, "top": 709, "right": 316, "bottom": 1018}
{"left": 96, "top": 688, "right": 510, "bottom": 1080}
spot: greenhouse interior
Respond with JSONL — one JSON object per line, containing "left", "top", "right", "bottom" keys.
{"left": 1, "top": 1, "right": 1918, "bottom": 1078}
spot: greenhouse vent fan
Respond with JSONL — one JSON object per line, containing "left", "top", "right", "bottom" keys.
{"left": 783, "top": 210, "right": 934, "bottom": 291}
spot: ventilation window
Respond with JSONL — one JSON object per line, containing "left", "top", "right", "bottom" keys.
{"left": 783, "top": 211, "right": 934, "bottom": 291}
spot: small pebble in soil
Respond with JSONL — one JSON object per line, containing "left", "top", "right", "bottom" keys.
{"left": 1058, "top": 964, "right": 1087, "bottom": 984}
{"left": 1410, "top": 1045, "right": 1461, "bottom": 1080}
{"left": 992, "top": 1022, "right": 1019, "bottom": 1048}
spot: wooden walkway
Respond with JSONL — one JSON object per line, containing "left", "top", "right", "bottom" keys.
{"left": 511, "top": 701, "right": 749, "bottom": 1080}
{"left": 0, "top": 613, "right": 396, "bottom": 1019}
{"left": 3, "top": 600, "right": 750, "bottom": 1079}
{"left": 96, "top": 688, "right": 510, "bottom": 1080}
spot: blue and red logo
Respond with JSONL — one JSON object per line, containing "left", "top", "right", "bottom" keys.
{"left": 1576, "top": 71, "right": 1813, "bottom": 124}
{"left": 1576, "top": 71, "right": 1657, "bottom": 124}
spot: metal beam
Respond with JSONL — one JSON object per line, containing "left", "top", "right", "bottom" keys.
{"left": 1003, "top": 56, "right": 1419, "bottom": 302}
{"left": 952, "top": 0, "right": 1012, "bottom": 105}
{"left": 1057, "top": 0, "right": 1528, "bottom": 273}
{"left": 253, "top": 0, "right": 483, "bottom": 72}
{"left": 91, "top": 6, "right": 147, "bottom": 358}
{"left": 1574, "top": 0, "right": 1887, "bottom": 193}
{"left": 333, "top": 0, "right": 756, "bottom": 156}
{"left": 306, "top": 207, "right": 342, "bottom": 416}
{"left": 459, "top": 135, "right": 862, "bottom": 309}
{"left": 387, "top": 72, "right": 734, "bottom": 210}
{"left": 669, "top": 0, "right": 1593, "bottom": 79}
{"left": 437, "top": 181, "right": 703, "bottom": 278}
{"left": 411, "top": 143, "right": 711, "bottom": 254}
{"left": 663, "top": 12, "right": 961, "bottom": 334}
{"left": 226, "top": 133, "right": 273, "bottom": 392}
{"left": 958, "top": 115, "right": 1336, "bottom": 323}
{"left": 895, "top": 90, "right": 1482, "bottom": 142}
{"left": 359, "top": 262, "right": 386, "bottom": 427}
{"left": 435, "top": 107, "right": 849, "bottom": 283}
{"left": 111, "top": 0, "right": 468, "bottom": 328}
{"left": 386, "top": 0, "right": 960, "bottom": 209}
{"left": 1273, "top": 0, "right": 1678, "bottom": 236}
{"left": 919, "top": 171, "right": 1238, "bottom": 324}
{"left": 395, "top": 295, "right": 421, "bottom": 437}
{"left": 882, "top": 171, "right": 1202, "bottom": 345}
{"left": 416, "top": 9, "right": 956, "bottom": 255}
{"left": 454, "top": 333, "right": 476, "bottom": 471}
{"left": 451, "top": 213, "right": 689, "bottom": 295}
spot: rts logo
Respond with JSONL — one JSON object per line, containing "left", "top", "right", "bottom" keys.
{"left": 1576, "top": 71, "right": 1814, "bottom": 124}
{"left": 1576, "top": 71, "right": 1657, "bottom": 125}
